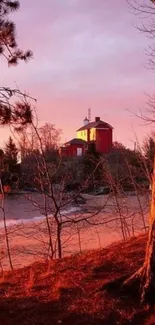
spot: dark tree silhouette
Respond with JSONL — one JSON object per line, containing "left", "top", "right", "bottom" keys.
{"left": 143, "top": 136, "right": 155, "bottom": 174}
{"left": 4, "top": 136, "right": 18, "bottom": 167}
{"left": 83, "top": 143, "right": 102, "bottom": 191}
{"left": 0, "top": 0, "right": 34, "bottom": 130}
{"left": 0, "top": 0, "right": 32, "bottom": 65}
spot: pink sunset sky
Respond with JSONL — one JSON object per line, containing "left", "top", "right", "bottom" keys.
{"left": 1, "top": 0, "right": 155, "bottom": 148}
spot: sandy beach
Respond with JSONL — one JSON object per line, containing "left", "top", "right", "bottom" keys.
{"left": 0, "top": 192, "right": 149, "bottom": 270}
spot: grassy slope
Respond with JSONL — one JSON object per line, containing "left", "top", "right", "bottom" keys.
{"left": 0, "top": 234, "right": 154, "bottom": 325}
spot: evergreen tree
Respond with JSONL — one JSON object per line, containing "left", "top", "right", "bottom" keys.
{"left": 0, "top": 0, "right": 32, "bottom": 65}
{"left": 83, "top": 143, "right": 102, "bottom": 191}
{"left": 4, "top": 136, "right": 18, "bottom": 168}
{"left": 143, "top": 136, "right": 155, "bottom": 173}
{"left": 0, "top": 1, "right": 33, "bottom": 129}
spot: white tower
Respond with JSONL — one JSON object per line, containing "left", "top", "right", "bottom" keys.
{"left": 83, "top": 117, "right": 89, "bottom": 126}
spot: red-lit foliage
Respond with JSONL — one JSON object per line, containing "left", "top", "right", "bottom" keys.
{"left": 0, "top": 234, "right": 154, "bottom": 325}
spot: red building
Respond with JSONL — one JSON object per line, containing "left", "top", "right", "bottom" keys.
{"left": 60, "top": 138, "right": 87, "bottom": 157}
{"left": 60, "top": 117, "right": 113, "bottom": 157}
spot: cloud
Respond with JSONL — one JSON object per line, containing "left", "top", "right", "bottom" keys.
{"left": 1, "top": 0, "right": 154, "bottom": 147}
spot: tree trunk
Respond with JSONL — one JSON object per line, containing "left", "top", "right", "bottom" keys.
{"left": 0, "top": 177, "right": 13, "bottom": 271}
{"left": 57, "top": 224, "right": 62, "bottom": 259}
{"left": 45, "top": 215, "right": 54, "bottom": 259}
{"left": 141, "top": 219, "right": 155, "bottom": 304}
{"left": 124, "top": 154, "right": 155, "bottom": 305}
{"left": 141, "top": 158, "right": 155, "bottom": 304}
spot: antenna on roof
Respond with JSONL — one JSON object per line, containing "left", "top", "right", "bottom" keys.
{"left": 134, "top": 142, "right": 137, "bottom": 151}
{"left": 88, "top": 108, "right": 91, "bottom": 122}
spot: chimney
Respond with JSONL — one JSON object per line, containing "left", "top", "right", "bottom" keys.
{"left": 95, "top": 117, "right": 100, "bottom": 122}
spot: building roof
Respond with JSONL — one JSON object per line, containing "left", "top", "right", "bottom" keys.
{"left": 77, "top": 119, "right": 113, "bottom": 132}
{"left": 65, "top": 138, "right": 87, "bottom": 145}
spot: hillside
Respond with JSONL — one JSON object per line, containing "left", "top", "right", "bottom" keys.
{"left": 0, "top": 234, "right": 154, "bottom": 325}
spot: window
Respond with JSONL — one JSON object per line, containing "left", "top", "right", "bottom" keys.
{"left": 81, "top": 132, "right": 83, "bottom": 136}
{"left": 77, "top": 148, "right": 82, "bottom": 156}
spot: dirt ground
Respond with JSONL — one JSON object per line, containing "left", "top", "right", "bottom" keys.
{"left": 0, "top": 234, "right": 153, "bottom": 325}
